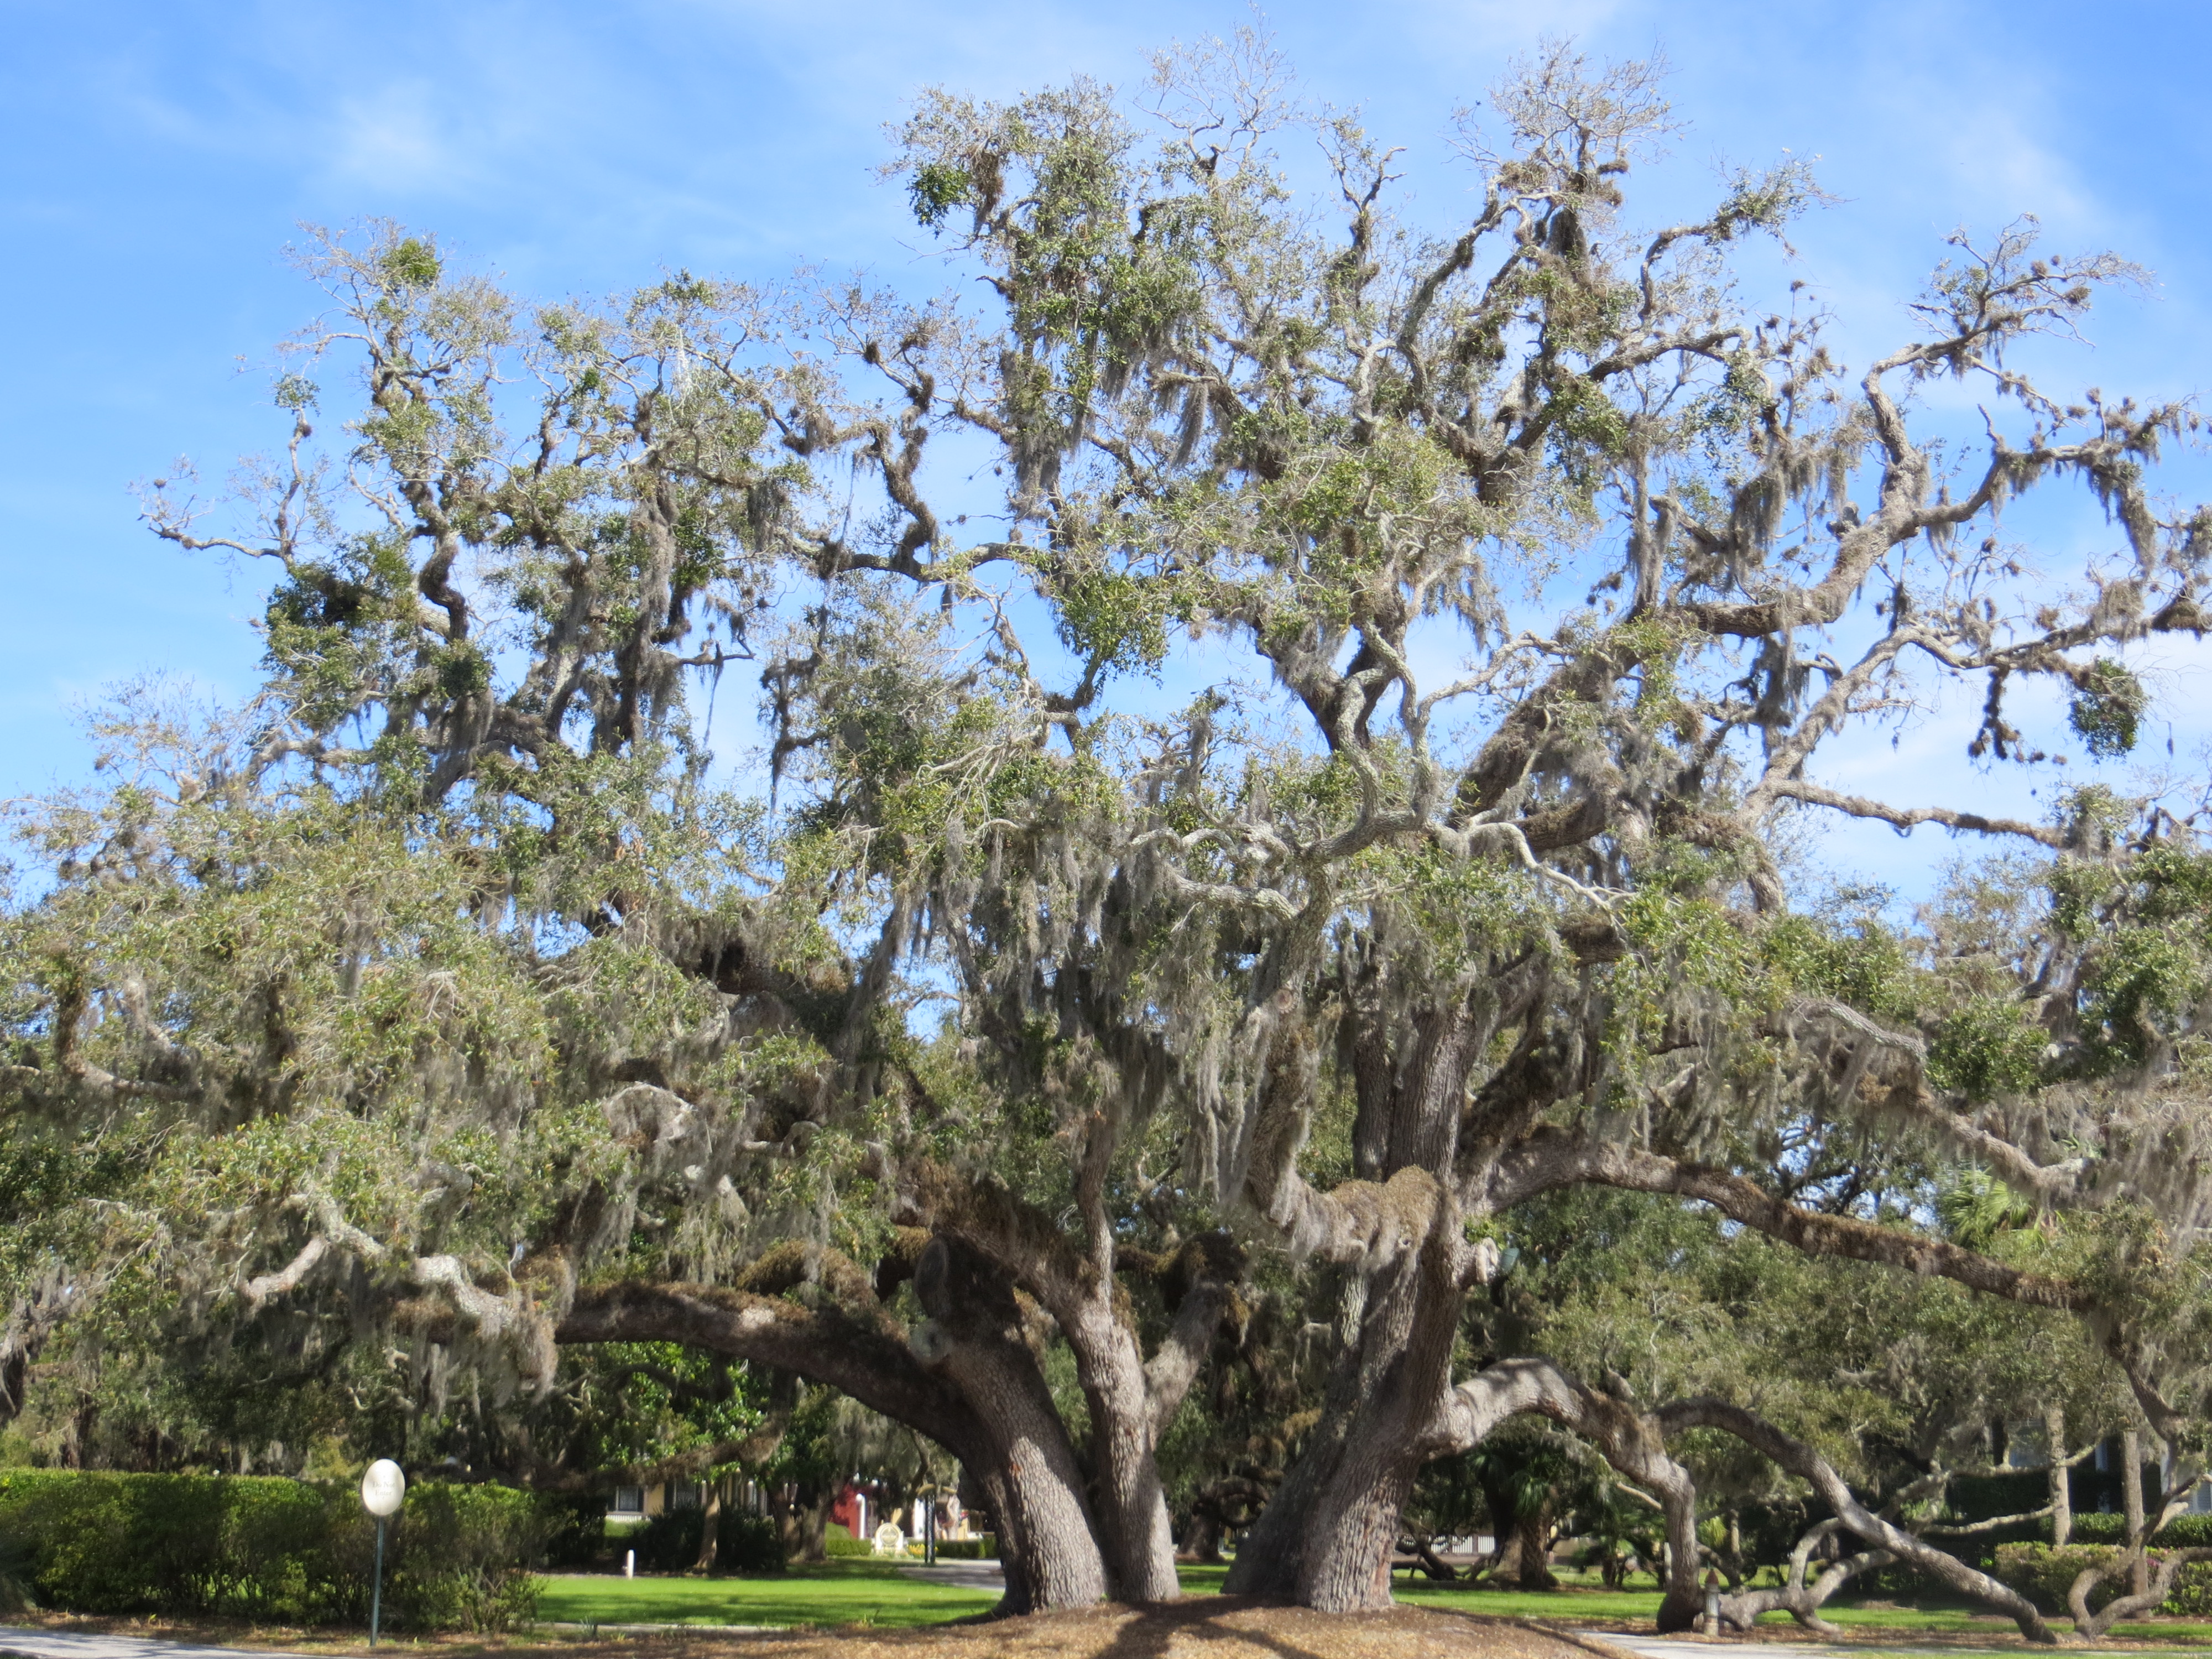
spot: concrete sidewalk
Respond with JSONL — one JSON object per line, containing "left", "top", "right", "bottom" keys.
{"left": 0, "top": 1629, "right": 318, "bottom": 1659}
{"left": 1578, "top": 1639, "right": 1844, "bottom": 1659}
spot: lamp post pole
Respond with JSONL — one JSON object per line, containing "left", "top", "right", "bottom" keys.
{"left": 372, "top": 1516, "right": 387, "bottom": 1647}
{"left": 361, "top": 1460, "right": 408, "bottom": 1648}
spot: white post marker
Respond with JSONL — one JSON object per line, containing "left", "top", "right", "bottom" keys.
{"left": 624, "top": 1548, "right": 635, "bottom": 1579}
{"left": 361, "top": 1459, "right": 406, "bottom": 1648}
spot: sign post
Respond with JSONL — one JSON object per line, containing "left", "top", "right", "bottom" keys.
{"left": 361, "top": 1459, "right": 407, "bottom": 1648}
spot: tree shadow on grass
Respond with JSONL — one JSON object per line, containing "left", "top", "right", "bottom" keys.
{"left": 1086, "top": 1596, "right": 1342, "bottom": 1659}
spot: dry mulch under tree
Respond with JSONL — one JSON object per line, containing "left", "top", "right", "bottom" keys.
{"left": 2, "top": 1604, "right": 1640, "bottom": 1659}
{"left": 15, "top": 1604, "right": 2212, "bottom": 1658}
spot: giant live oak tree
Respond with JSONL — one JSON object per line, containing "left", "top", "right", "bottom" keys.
{"left": 4, "top": 32, "right": 2212, "bottom": 1629}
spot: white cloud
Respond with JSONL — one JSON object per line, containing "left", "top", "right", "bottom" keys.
{"left": 324, "top": 81, "right": 473, "bottom": 194}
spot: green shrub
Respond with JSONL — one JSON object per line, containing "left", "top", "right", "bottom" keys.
{"left": 818, "top": 1528, "right": 992, "bottom": 1560}
{"left": 1997, "top": 1542, "right": 2121, "bottom": 1613}
{"left": 539, "top": 1490, "right": 614, "bottom": 1571}
{"left": 720, "top": 1517, "right": 786, "bottom": 1574}
{"left": 0, "top": 1470, "right": 337, "bottom": 1621}
{"left": 0, "top": 1470, "right": 545, "bottom": 1631}
{"left": 927, "top": 1536, "right": 996, "bottom": 1561}
{"left": 371, "top": 1483, "right": 545, "bottom": 1632}
{"left": 2176, "top": 1564, "right": 2212, "bottom": 1618}
{"left": 1995, "top": 1541, "right": 2212, "bottom": 1618}
{"left": 629, "top": 1507, "right": 786, "bottom": 1574}
{"left": 2071, "top": 1512, "right": 2212, "bottom": 1548}
{"left": 0, "top": 1528, "right": 33, "bottom": 1613}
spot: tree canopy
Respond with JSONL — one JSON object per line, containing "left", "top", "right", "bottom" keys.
{"left": 4, "top": 30, "right": 2211, "bottom": 1634}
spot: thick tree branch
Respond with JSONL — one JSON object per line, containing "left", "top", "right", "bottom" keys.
{"left": 1491, "top": 1133, "right": 2088, "bottom": 1312}
{"left": 1660, "top": 1397, "right": 2058, "bottom": 1642}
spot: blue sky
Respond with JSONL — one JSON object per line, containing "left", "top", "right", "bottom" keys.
{"left": 4, "top": 0, "right": 2208, "bottom": 901}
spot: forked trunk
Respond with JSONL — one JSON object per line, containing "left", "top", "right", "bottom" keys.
{"left": 1222, "top": 1263, "right": 1378, "bottom": 1603}
{"left": 1222, "top": 1401, "right": 1352, "bottom": 1600}
{"left": 1225, "top": 992, "right": 1512, "bottom": 1609}
{"left": 1227, "top": 1217, "right": 1463, "bottom": 1610}
{"left": 1293, "top": 1408, "right": 1431, "bottom": 1610}
{"left": 1065, "top": 1307, "right": 1180, "bottom": 1601}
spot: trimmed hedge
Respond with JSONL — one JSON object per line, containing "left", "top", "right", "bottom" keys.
{"left": 818, "top": 1530, "right": 994, "bottom": 1561}
{"left": 2071, "top": 1512, "right": 2212, "bottom": 1549}
{"left": 0, "top": 1470, "right": 544, "bottom": 1631}
{"left": 927, "top": 1536, "right": 997, "bottom": 1561}
{"left": 1995, "top": 1542, "right": 2212, "bottom": 1618}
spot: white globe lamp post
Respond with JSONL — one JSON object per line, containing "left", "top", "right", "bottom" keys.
{"left": 360, "top": 1459, "right": 406, "bottom": 1646}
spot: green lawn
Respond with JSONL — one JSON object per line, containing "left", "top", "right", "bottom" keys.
{"left": 1387, "top": 1579, "right": 1665, "bottom": 1621}
{"left": 535, "top": 1562, "right": 999, "bottom": 1629}
{"left": 538, "top": 1561, "right": 2212, "bottom": 1645}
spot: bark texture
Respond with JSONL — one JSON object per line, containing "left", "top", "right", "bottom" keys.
{"left": 2047, "top": 1404, "right": 2072, "bottom": 1548}
{"left": 910, "top": 1238, "right": 1112, "bottom": 1611}
{"left": 2124, "top": 1429, "right": 2149, "bottom": 1597}
{"left": 906, "top": 1164, "right": 1228, "bottom": 1603}
{"left": 1224, "top": 1171, "right": 1472, "bottom": 1611}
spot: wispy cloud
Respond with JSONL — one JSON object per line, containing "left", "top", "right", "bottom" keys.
{"left": 324, "top": 80, "right": 473, "bottom": 194}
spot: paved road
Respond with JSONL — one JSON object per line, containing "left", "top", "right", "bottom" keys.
{"left": 894, "top": 1560, "right": 1006, "bottom": 1592}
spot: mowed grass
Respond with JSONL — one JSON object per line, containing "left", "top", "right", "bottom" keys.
{"left": 1174, "top": 1565, "right": 1660, "bottom": 1620}
{"left": 535, "top": 1562, "right": 999, "bottom": 1629}
{"left": 539, "top": 1561, "right": 2212, "bottom": 1646}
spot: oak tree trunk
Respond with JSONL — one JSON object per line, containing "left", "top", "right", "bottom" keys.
{"left": 2047, "top": 1404, "right": 2072, "bottom": 1548}
{"left": 1511, "top": 1500, "right": 1559, "bottom": 1589}
{"left": 693, "top": 1475, "right": 724, "bottom": 1572}
{"left": 914, "top": 1237, "right": 1108, "bottom": 1610}
{"left": 2123, "top": 1428, "right": 2148, "bottom": 1597}
{"left": 797, "top": 1485, "right": 827, "bottom": 1563}
{"left": 1064, "top": 1307, "right": 1181, "bottom": 1601}
{"left": 1227, "top": 1212, "right": 1464, "bottom": 1611}
{"left": 1185, "top": 1505, "right": 1224, "bottom": 1564}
